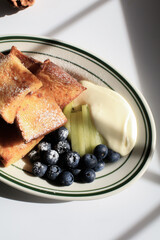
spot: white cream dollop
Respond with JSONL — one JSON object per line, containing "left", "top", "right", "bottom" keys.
{"left": 73, "top": 80, "right": 137, "bottom": 156}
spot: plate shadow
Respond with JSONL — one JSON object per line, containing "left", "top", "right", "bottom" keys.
{"left": 0, "top": 181, "right": 68, "bottom": 204}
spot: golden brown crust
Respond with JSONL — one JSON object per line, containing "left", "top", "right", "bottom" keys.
{"left": 9, "top": 48, "right": 86, "bottom": 109}
{"left": 36, "top": 60, "right": 86, "bottom": 109}
{"left": 13, "top": 50, "right": 84, "bottom": 142}
{"left": 10, "top": 46, "right": 41, "bottom": 74}
{"left": 16, "top": 87, "right": 67, "bottom": 143}
{"left": 0, "top": 53, "right": 4, "bottom": 59}
{"left": 9, "top": 0, "right": 35, "bottom": 9}
{"left": 0, "top": 47, "right": 86, "bottom": 166}
{"left": 0, "top": 54, "right": 42, "bottom": 123}
{"left": 0, "top": 118, "right": 43, "bottom": 167}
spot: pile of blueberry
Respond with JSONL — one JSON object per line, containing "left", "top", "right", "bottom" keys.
{"left": 28, "top": 127, "right": 121, "bottom": 186}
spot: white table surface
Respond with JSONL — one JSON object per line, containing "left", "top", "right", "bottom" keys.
{"left": 0, "top": 0, "right": 160, "bottom": 240}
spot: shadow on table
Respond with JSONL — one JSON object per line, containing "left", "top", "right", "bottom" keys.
{"left": 120, "top": 0, "right": 160, "bottom": 160}
{"left": 44, "top": 0, "right": 109, "bottom": 36}
{"left": 143, "top": 170, "right": 160, "bottom": 185}
{"left": 0, "top": 181, "right": 66, "bottom": 203}
{"left": 115, "top": 204, "right": 160, "bottom": 240}
{"left": 0, "top": 0, "right": 19, "bottom": 17}
{"left": 113, "top": 1, "right": 160, "bottom": 239}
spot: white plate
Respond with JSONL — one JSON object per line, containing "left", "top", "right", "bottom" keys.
{"left": 0, "top": 35, "right": 156, "bottom": 201}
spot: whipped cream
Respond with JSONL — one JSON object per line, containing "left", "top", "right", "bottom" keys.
{"left": 73, "top": 81, "right": 137, "bottom": 156}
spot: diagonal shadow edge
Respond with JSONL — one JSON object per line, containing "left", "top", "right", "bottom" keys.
{"left": 119, "top": 0, "right": 160, "bottom": 160}
{"left": 115, "top": 204, "right": 160, "bottom": 240}
{"left": 44, "top": 0, "right": 110, "bottom": 36}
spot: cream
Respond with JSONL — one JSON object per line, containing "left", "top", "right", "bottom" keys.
{"left": 73, "top": 81, "right": 137, "bottom": 156}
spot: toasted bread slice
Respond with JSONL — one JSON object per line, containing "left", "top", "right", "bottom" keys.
{"left": 16, "top": 87, "right": 67, "bottom": 142}
{"left": 36, "top": 59, "right": 86, "bottom": 109}
{"left": 9, "top": 49, "right": 86, "bottom": 109}
{"left": 10, "top": 46, "right": 41, "bottom": 74}
{"left": 0, "top": 54, "right": 42, "bottom": 123}
{"left": 0, "top": 53, "right": 4, "bottom": 59}
{"left": 0, "top": 118, "right": 43, "bottom": 167}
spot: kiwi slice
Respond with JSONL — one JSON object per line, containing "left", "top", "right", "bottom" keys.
{"left": 82, "top": 105, "right": 92, "bottom": 153}
{"left": 71, "top": 105, "right": 82, "bottom": 112}
{"left": 70, "top": 112, "right": 78, "bottom": 153}
{"left": 84, "top": 105, "right": 98, "bottom": 152}
{"left": 82, "top": 104, "right": 106, "bottom": 152}
{"left": 63, "top": 101, "right": 73, "bottom": 139}
{"left": 70, "top": 111, "right": 85, "bottom": 156}
{"left": 64, "top": 102, "right": 106, "bottom": 155}
{"left": 76, "top": 111, "right": 86, "bottom": 156}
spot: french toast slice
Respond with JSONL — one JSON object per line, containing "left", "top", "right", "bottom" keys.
{"left": 10, "top": 46, "right": 42, "bottom": 74}
{"left": 36, "top": 59, "right": 86, "bottom": 109}
{"left": 9, "top": 48, "right": 86, "bottom": 109}
{"left": 0, "top": 118, "right": 43, "bottom": 167}
{"left": 0, "top": 54, "right": 42, "bottom": 123}
{"left": 0, "top": 53, "right": 4, "bottom": 59}
{"left": 16, "top": 87, "right": 67, "bottom": 143}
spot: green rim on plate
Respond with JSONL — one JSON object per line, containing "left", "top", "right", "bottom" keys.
{"left": 0, "top": 35, "right": 156, "bottom": 200}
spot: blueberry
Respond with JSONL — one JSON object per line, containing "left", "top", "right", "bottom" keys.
{"left": 37, "top": 141, "right": 51, "bottom": 152}
{"left": 28, "top": 149, "right": 40, "bottom": 162}
{"left": 64, "top": 151, "right": 80, "bottom": 169}
{"left": 58, "top": 171, "right": 74, "bottom": 186}
{"left": 44, "top": 132, "right": 58, "bottom": 146}
{"left": 106, "top": 149, "right": 121, "bottom": 162}
{"left": 57, "top": 153, "right": 66, "bottom": 169}
{"left": 45, "top": 127, "right": 69, "bottom": 145}
{"left": 54, "top": 140, "right": 70, "bottom": 154}
{"left": 43, "top": 133, "right": 53, "bottom": 143}
{"left": 56, "top": 127, "right": 69, "bottom": 141}
{"left": 70, "top": 168, "right": 81, "bottom": 182}
{"left": 80, "top": 169, "right": 96, "bottom": 183}
{"left": 93, "top": 160, "right": 105, "bottom": 172}
{"left": 47, "top": 165, "right": 62, "bottom": 181}
{"left": 32, "top": 161, "right": 47, "bottom": 177}
{"left": 70, "top": 168, "right": 81, "bottom": 177}
{"left": 81, "top": 154, "right": 97, "bottom": 169}
{"left": 94, "top": 144, "right": 108, "bottom": 160}
{"left": 42, "top": 150, "right": 59, "bottom": 165}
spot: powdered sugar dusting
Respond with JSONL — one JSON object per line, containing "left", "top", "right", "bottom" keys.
{"left": 0, "top": 54, "right": 42, "bottom": 122}
{"left": 17, "top": 88, "right": 67, "bottom": 142}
